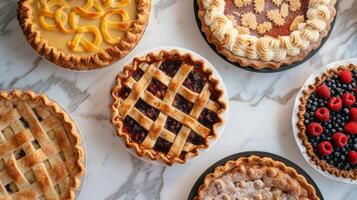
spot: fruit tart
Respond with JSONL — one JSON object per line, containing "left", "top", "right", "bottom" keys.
{"left": 17, "top": 0, "right": 151, "bottom": 71}
{"left": 0, "top": 90, "right": 85, "bottom": 199}
{"left": 194, "top": 155, "right": 320, "bottom": 200}
{"left": 111, "top": 50, "right": 227, "bottom": 165}
{"left": 197, "top": 0, "right": 337, "bottom": 69}
{"left": 297, "top": 64, "right": 357, "bottom": 180}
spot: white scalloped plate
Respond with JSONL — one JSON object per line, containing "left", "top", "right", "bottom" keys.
{"left": 292, "top": 58, "right": 357, "bottom": 184}
{"left": 110, "top": 46, "right": 229, "bottom": 166}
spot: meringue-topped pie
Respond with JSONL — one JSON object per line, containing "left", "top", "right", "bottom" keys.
{"left": 197, "top": 0, "right": 337, "bottom": 69}
{"left": 18, "top": 0, "right": 151, "bottom": 70}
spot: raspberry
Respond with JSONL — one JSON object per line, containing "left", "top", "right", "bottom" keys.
{"left": 342, "top": 92, "right": 355, "bottom": 106}
{"left": 331, "top": 132, "right": 348, "bottom": 148}
{"left": 314, "top": 107, "right": 330, "bottom": 122}
{"left": 348, "top": 151, "right": 357, "bottom": 165}
{"left": 315, "top": 84, "right": 331, "bottom": 98}
{"left": 344, "top": 122, "right": 357, "bottom": 135}
{"left": 339, "top": 70, "right": 352, "bottom": 84}
{"left": 307, "top": 122, "right": 323, "bottom": 137}
{"left": 318, "top": 141, "right": 333, "bottom": 156}
{"left": 328, "top": 97, "right": 342, "bottom": 112}
{"left": 350, "top": 107, "right": 357, "bottom": 121}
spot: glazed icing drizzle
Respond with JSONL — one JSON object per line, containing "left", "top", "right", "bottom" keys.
{"left": 202, "top": 0, "right": 331, "bottom": 62}
{"left": 37, "top": 0, "right": 132, "bottom": 53}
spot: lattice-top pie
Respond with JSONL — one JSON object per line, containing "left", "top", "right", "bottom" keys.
{"left": 111, "top": 50, "right": 227, "bottom": 165}
{"left": 197, "top": 0, "right": 337, "bottom": 69}
{"left": 0, "top": 90, "right": 84, "bottom": 199}
{"left": 17, "top": 0, "right": 151, "bottom": 70}
{"left": 194, "top": 156, "right": 320, "bottom": 200}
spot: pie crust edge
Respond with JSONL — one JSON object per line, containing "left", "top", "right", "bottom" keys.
{"left": 194, "top": 155, "right": 320, "bottom": 200}
{"left": 197, "top": 0, "right": 337, "bottom": 70}
{"left": 0, "top": 89, "right": 85, "bottom": 199}
{"left": 297, "top": 64, "right": 357, "bottom": 180}
{"left": 17, "top": 0, "right": 151, "bottom": 71}
{"left": 110, "top": 49, "right": 227, "bottom": 165}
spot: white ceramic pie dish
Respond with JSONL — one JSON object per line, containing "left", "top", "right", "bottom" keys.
{"left": 292, "top": 58, "right": 357, "bottom": 184}
{"left": 110, "top": 46, "right": 229, "bottom": 166}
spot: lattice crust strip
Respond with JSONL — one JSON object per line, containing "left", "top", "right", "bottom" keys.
{"left": 0, "top": 91, "right": 84, "bottom": 199}
{"left": 112, "top": 50, "right": 226, "bottom": 164}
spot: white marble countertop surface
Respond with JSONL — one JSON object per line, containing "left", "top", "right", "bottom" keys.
{"left": 1, "top": 0, "right": 357, "bottom": 199}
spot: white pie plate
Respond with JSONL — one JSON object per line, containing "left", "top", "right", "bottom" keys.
{"left": 292, "top": 58, "right": 357, "bottom": 184}
{"left": 110, "top": 46, "right": 229, "bottom": 166}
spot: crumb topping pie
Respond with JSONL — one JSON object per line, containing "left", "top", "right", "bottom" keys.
{"left": 0, "top": 90, "right": 84, "bottom": 199}
{"left": 297, "top": 64, "right": 357, "bottom": 180}
{"left": 17, "top": 0, "right": 151, "bottom": 70}
{"left": 197, "top": 0, "right": 337, "bottom": 69}
{"left": 194, "top": 156, "right": 319, "bottom": 200}
{"left": 111, "top": 50, "right": 227, "bottom": 165}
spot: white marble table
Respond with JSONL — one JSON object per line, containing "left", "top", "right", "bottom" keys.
{"left": 1, "top": 0, "right": 357, "bottom": 199}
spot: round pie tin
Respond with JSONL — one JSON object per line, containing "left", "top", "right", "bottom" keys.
{"left": 292, "top": 58, "right": 357, "bottom": 184}
{"left": 110, "top": 46, "right": 229, "bottom": 166}
{"left": 193, "top": 0, "right": 339, "bottom": 73}
{"left": 187, "top": 151, "right": 324, "bottom": 200}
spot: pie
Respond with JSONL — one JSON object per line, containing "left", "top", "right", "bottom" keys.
{"left": 17, "top": 0, "right": 151, "bottom": 71}
{"left": 110, "top": 50, "right": 227, "bottom": 165}
{"left": 297, "top": 64, "right": 357, "bottom": 180}
{"left": 194, "top": 155, "right": 320, "bottom": 200}
{"left": 197, "top": 0, "right": 337, "bottom": 69}
{"left": 0, "top": 90, "right": 85, "bottom": 199}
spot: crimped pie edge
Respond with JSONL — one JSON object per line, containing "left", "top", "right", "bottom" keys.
{"left": 17, "top": 0, "right": 151, "bottom": 71}
{"left": 197, "top": 0, "right": 337, "bottom": 69}
{"left": 194, "top": 155, "right": 320, "bottom": 200}
{"left": 297, "top": 64, "right": 357, "bottom": 180}
{"left": 110, "top": 49, "right": 227, "bottom": 165}
{"left": 0, "top": 89, "right": 85, "bottom": 200}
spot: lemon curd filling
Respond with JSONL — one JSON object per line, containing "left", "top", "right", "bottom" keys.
{"left": 32, "top": 0, "right": 138, "bottom": 55}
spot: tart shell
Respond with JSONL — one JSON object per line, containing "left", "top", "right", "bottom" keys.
{"left": 17, "top": 0, "right": 151, "bottom": 71}
{"left": 110, "top": 49, "right": 227, "bottom": 165}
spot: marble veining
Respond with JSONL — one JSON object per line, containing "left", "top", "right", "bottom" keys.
{"left": 1, "top": 0, "right": 357, "bottom": 199}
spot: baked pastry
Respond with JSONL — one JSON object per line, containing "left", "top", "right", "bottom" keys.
{"left": 0, "top": 90, "right": 84, "bottom": 199}
{"left": 197, "top": 0, "right": 337, "bottom": 69}
{"left": 17, "top": 0, "right": 151, "bottom": 71}
{"left": 111, "top": 50, "right": 227, "bottom": 165}
{"left": 297, "top": 64, "right": 357, "bottom": 180}
{"left": 194, "top": 155, "right": 319, "bottom": 200}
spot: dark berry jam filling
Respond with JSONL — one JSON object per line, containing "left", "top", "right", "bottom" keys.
{"left": 132, "top": 68, "right": 144, "bottom": 81}
{"left": 164, "top": 116, "right": 182, "bottom": 134}
{"left": 159, "top": 60, "right": 182, "bottom": 77}
{"left": 304, "top": 70, "right": 357, "bottom": 170}
{"left": 173, "top": 94, "right": 193, "bottom": 114}
{"left": 135, "top": 99, "right": 160, "bottom": 120}
{"left": 153, "top": 137, "right": 172, "bottom": 154}
{"left": 116, "top": 85, "right": 131, "bottom": 100}
{"left": 123, "top": 116, "right": 148, "bottom": 143}
{"left": 198, "top": 108, "right": 218, "bottom": 129}
{"left": 183, "top": 68, "right": 207, "bottom": 93}
{"left": 147, "top": 79, "right": 167, "bottom": 99}
{"left": 187, "top": 131, "right": 205, "bottom": 146}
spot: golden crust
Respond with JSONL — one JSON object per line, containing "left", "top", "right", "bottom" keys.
{"left": 197, "top": 0, "right": 337, "bottom": 70}
{"left": 17, "top": 0, "right": 151, "bottom": 71}
{"left": 297, "top": 64, "right": 357, "bottom": 180}
{"left": 194, "top": 155, "right": 319, "bottom": 200}
{"left": 0, "top": 90, "right": 85, "bottom": 199}
{"left": 110, "top": 49, "right": 227, "bottom": 165}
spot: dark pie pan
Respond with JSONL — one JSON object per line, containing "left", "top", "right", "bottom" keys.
{"left": 187, "top": 151, "right": 324, "bottom": 200}
{"left": 193, "top": 0, "right": 339, "bottom": 73}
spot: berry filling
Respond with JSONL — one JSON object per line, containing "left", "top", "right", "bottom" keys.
{"left": 164, "top": 117, "right": 183, "bottom": 134}
{"left": 132, "top": 68, "right": 144, "bottom": 81}
{"left": 173, "top": 94, "right": 193, "bottom": 114}
{"left": 147, "top": 79, "right": 167, "bottom": 99}
{"left": 135, "top": 99, "right": 159, "bottom": 120}
{"left": 198, "top": 108, "right": 218, "bottom": 129}
{"left": 186, "top": 131, "right": 205, "bottom": 146}
{"left": 183, "top": 68, "right": 207, "bottom": 93}
{"left": 116, "top": 85, "right": 131, "bottom": 100}
{"left": 123, "top": 116, "right": 148, "bottom": 143}
{"left": 159, "top": 60, "right": 182, "bottom": 78}
{"left": 304, "top": 69, "right": 357, "bottom": 170}
{"left": 153, "top": 137, "right": 172, "bottom": 154}
{"left": 348, "top": 150, "right": 357, "bottom": 165}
